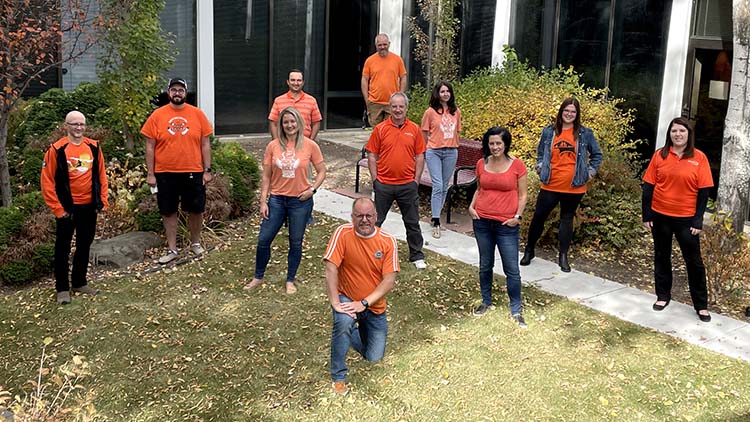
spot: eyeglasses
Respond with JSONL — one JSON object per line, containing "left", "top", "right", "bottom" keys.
{"left": 169, "top": 88, "right": 186, "bottom": 94}
{"left": 66, "top": 122, "right": 86, "bottom": 127}
{"left": 353, "top": 213, "right": 375, "bottom": 220}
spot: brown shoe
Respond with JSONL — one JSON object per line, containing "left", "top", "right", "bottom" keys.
{"left": 56, "top": 291, "right": 71, "bottom": 305}
{"left": 73, "top": 285, "right": 100, "bottom": 295}
{"left": 286, "top": 282, "right": 298, "bottom": 294}
{"left": 332, "top": 381, "right": 349, "bottom": 395}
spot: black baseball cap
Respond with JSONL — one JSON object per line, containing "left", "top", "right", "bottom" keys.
{"left": 167, "top": 77, "right": 188, "bottom": 91}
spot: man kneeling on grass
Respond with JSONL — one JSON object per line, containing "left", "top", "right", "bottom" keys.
{"left": 323, "top": 197, "right": 399, "bottom": 395}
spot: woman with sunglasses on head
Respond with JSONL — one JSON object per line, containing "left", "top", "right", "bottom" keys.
{"left": 642, "top": 117, "right": 713, "bottom": 322}
{"left": 520, "top": 97, "right": 603, "bottom": 272}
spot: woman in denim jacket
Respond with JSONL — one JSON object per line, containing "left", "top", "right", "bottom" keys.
{"left": 520, "top": 98, "right": 603, "bottom": 272}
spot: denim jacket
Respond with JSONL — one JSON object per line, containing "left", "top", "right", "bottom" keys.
{"left": 535, "top": 125, "right": 603, "bottom": 187}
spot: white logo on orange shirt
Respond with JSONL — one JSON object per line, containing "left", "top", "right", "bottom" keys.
{"left": 688, "top": 160, "right": 699, "bottom": 166}
{"left": 167, "top": 116, "right": 189, "bottom": 135}
{"left": 276, "top": 150, "right": 300, "bottom": 178}
{"left": 374, "top": 250, "right": 383, "bottom": 259}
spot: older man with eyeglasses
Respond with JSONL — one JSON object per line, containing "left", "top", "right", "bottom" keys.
{"left": 141, "top": 78, "right": 214, "bottom": 264}
{"left": 323, "top": 197, "right": 399, "bottom": 395}
{"left": 41, "top": 111, "right": 109, "bottom": 305}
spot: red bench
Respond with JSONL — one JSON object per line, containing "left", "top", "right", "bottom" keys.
{"left": 355, "top": 137, "right": 484, "bottom": 223}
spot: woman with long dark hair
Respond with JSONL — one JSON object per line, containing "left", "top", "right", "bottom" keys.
{"left": 420, "top": 81, "right": 461, "bottom": 238}
{"left": 246, "top": 106, "right": 327, "bottom": 294}
{"left": 468, "top": 127, "right": 528, "bottom": 327}
{"left": 520, "top": 97, "right": 603, "bottom": 272}
{"left": 642, "top": 117, "right": 713, "bottom": 322}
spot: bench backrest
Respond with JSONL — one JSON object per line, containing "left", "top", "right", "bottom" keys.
{"left": 457, "top": 138, "right": 484, "bottom": 167}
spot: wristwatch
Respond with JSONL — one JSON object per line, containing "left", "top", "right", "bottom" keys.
{"left": 360, "top": 299, "right": 369, "bottom": 309}
{"left": 204, "top": 167, "right": 212, "bottom": 173}
{"left": 514, "top": 214, "right": 522, "bottom": 220}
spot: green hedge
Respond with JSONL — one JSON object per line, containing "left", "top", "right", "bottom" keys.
{"left": 408, "top": 48, "right": 643, "bottom": 249}
{"left": 213, "top": 142, "right": 261, "bottom": 216}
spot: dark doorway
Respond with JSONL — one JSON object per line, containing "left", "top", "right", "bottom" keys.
{"left": 685, "top": 48, "right": 732, "bottom": 199}
{"left": 324, "top": 0, "right": 378, "bottom": 129}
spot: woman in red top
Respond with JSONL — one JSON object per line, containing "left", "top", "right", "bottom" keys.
{"left": 642, "top": 117, "right": 713, "bottom": 322}
{"left": 468, "top": 127, "right": 528, "bottom": 327}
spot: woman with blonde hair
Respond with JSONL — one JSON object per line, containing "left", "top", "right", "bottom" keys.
{"left": 246, "top": 107, "right": 327, "bottom": 294}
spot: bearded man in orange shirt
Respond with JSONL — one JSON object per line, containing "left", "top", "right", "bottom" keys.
{"left": 361, "top": 33, "right": 407, "bottom": 126}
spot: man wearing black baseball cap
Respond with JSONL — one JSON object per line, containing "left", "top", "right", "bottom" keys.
{"left": 141, "top": 78, "right": 214, "bottom": 264}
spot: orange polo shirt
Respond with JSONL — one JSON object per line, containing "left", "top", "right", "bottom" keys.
{"left": 324, "top": 224, "right": 399, "bottom": 315}
{"left": 643, "top": 147, "right": 714, "bottom": 217}
{"left": 362, "top": 52, "right": 407, "bottom": 104}
{"left": 267, "top": 91, "right": 322, "bottom": 138}
{"left": 365, "top": 117, "right": 426, "bottom": 185}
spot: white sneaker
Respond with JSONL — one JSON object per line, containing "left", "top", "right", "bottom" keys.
{"left": 413, "top": 259, "right": 427, "bottom": 270}
{"left": 191, "top": 243, "right": 206, "bottom": 256}
{"left": 158, "top": 249, "right": 179, "bottom": 264}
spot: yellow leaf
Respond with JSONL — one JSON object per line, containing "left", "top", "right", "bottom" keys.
{"left": 599, "top": 396, "right": 608, "bottom": 406}
{"left": 43, "top": 337, "right": 53, "bottom": 346}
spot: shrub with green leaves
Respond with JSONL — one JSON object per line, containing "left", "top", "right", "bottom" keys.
{"left": 213, "top": 142, "right": 260, "bottom": 217}
{"left": 31, "top": 243, "right": 55, "bottom": 273}
{"left": 13, "top": 191, "right": 47, "bottom": 217}
{"left": 0, "top": 207, "right": 24, "bottom": 246}
{"left": 408, "top": 48, "right": 643, "bottom": 249}
{"left": 0, "top": 261, "right": 33, "bottom": 285}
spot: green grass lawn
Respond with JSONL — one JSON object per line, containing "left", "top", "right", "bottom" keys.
{"left": 2, "top": 213, "right": 750, "bottom": 421}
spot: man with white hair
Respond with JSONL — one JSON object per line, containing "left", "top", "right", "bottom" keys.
{"left": 361, "top": 33, "right": 407, "bottom": 126}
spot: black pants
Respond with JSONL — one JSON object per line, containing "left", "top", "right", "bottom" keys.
{"left": 651, "top": 212, "right": 708, "bottom": 310}
{"left": 55, "top": 203, "right": 97, "bottom": 292}
{"left": 373, "top": 180, "right": 424, "bottom": 262}
{"left": 525, "top": 189, "right": 584, "bottom": 254}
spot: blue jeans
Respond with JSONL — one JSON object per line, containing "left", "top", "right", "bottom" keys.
{"left": 473, "top": 218, "right": 523, "bottom": 315}
{"left": 254, "top": 194, "right": 313, "bottom": 282}
{"left": 425, "top": 148, "right": 458, "bottom": 220}
{"left": 330, "top": 295, "right": 388, "bottom": 382}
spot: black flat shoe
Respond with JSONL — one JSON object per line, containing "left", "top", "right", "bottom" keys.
{"left": 652, "top": 300, "right": 670, "bottom": 311}
{"left": 520, "top": 248, "right": 534, "bottom": 266}
{"left": 697, "top": 310, "right": 711, "bottom": 322}
{"left": 558, "top": 253, "right": 571, "bottom": 272}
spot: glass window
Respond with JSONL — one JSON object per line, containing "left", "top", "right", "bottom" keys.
{"left": 162, "top": 0, "right": 196, "bottom": 88}
{"left": 608, "top": 0, "right": 672, "bottom": 151}
{"left": 692, "top": 0, "right": 732, "bottom": 40}
{"left": 214, "top": 0, "right": 270, "bottom": 134}
{"left": 460, "top": 0, "right": 496, "bottom": 76}
{"left": 556, "top": 0, "right": 611, "bottom": 87}
{"left": 511, "top": 0, "right": 556, "bottom": 69}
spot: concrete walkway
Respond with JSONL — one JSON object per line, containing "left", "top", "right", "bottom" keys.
{"left": 223, "top": 129, "right": 750, "bottom": 363}
{"left": 313, "top": 188, "right": 750, "bottom": 363}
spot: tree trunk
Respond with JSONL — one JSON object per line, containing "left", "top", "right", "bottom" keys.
{"left": 0, "top": 115, "right": 12, "bottom": 207}
{"left": 123, "top": 118, "right": 134, "bottom": 151}
{"left": 717, "top": 1, "right": 750, "bottom": 233}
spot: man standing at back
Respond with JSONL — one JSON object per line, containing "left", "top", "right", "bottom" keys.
{"left": 268, "top": 69, "right": 322, "bottom": 140}
{"left": 361, "top": 33, "right": 407, "bottom": 127}
{"left": 366, "top": 92, "right": 427, "bottom": 269}
{"left": 141, "top": 78, "right": 214, "bottom": 264}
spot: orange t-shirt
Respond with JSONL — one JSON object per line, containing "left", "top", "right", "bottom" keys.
{"left": 643, "top": 147, "right": 714, "bottom": 217}
{"left": 323, "top": 224, "right": 399, "bottom": 315}
{"left": 365, "top": 117, "right": 426, "bottom": 185}
{"left": 140, "top": 104, "right": 213, "bottom": 173}
{"left": 41, "top": 137, "right": 109, "bottom": 218}
{"left": 263, "top": 137, "right": 324, "bottom": 197}
{"left": 543, "top": 128, "right": 586, "bottom": 194}
{"left": 267, "top": 91, "right": 323, "bottom": 138}
{"left": 420, "top": 107, "right": 461, "bottom": 149}
{"left": 475, "top": 158, "right": 528, "bottom": 222}
{"left": 362, "top": 52, "right": 407, "bottom": 104}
